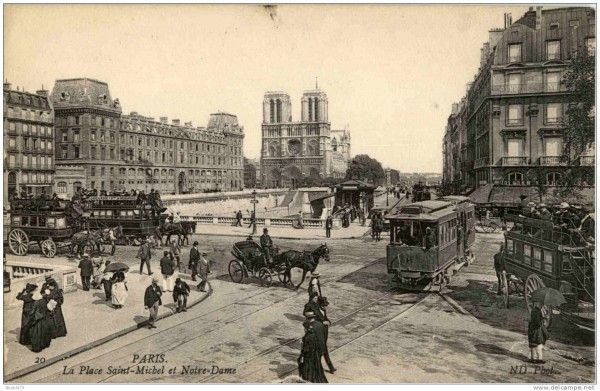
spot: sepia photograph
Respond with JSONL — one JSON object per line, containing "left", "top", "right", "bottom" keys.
{"left": 2, "top": 3, "right": 597, "bottom": 386}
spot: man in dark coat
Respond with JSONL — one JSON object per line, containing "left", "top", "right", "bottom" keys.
{"left": 235, "top": 210, "right": 243, "bottom": 227}
{"left": 197, "top": 251, "right": 211, "bottom": 292}
{"left": 159, "top": 250, "right": 176, "bottom": 292}
{"left": 78, "top": 254, "right": 93, "bottom": 291}
{"left": 494, "top": 244, "right": 506, "bottom": 295}
{"left": 173, "top": 278, "right": 190, "bottom": 313}
{"left": 16, "top": 283, "right": 37, "bottom": 345}
{"left": 424, "top": 227, "right": 437, "bottom": 250}
{"left": 28, "top": 295, "right": 52, "bottom": 353}
{"left": 260, "top": 228, "right": 274, "bottom": 266}
{"left": 144, "top": 276, "right": 162, "bottom": 329}
{"left": 325, "top": 215, "right": 333, "bottom": 238}
{"left": 137, "top": 238, "right": 153, "bottom": 275}
{"left": 189, "top": 241, "right": 200, "bottom": 281}
{"left": 298, "top": 312, "right": 328, "bottom": 383}
{"left": 304, "top": 293, "right": 335, "bottom": 373}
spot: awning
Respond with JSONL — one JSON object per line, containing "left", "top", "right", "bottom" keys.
{"left": 468, "top": 183, "right": 494, "bottom": 204}
{"left": 489, "top": 186, "right": 539, "bottom": 207}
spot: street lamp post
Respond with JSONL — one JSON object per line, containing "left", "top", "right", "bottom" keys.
{"left": 251, "top": 189, "right": 258, "bottom": 235}
{"left": 386, "top": 188, "right": 389, "bottom": 207}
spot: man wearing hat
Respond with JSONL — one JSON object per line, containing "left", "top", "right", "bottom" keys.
{"left": 160, "top": 250, "right": 176, "bottom": 292}
{"left": 144, "top": 276, "right": 163, "bottom": 329}
{"left": 260, "top": 228, "right": 274, "bottom": 267}
{"left": 424, "top": 227, "right": 437, "bottom": 250}
{"left": 308, "top": 272, "right": 322, "bottom": 299}
{"left": 197, "top": 249, "right": 211, "bottom": 292}
{"left": 78, "top": 253, "right": 94, "bottom": 291}
{"left": 303, "top": 296, "right": 336, "bottom": 374}
{"left": 136, "top": 237, "right": 153, "bottom": 276}
{"left": 189, "top": 241, "right": 200, "bottom": 281}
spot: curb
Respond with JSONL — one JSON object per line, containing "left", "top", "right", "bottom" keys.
{"left": 5, "top": 282, "right": 213, "bottom": 382}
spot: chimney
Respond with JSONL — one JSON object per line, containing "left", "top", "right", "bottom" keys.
{"left": 451, "top": 103, "right": 459, "bottom": 114}
{"left": 172, "top": 119, "right": 180, "bottom": 126}
{"left": 4, "top": 80, "right": 11, "bottom": 91}
{"left": 130, "top": 111, "right": 138, "bottom": 116}
{"left": 504, "top": 13, "right": 512, "bottom": 28}
{"left": 536, "top": 6, "right": 543, "bottom": 30}
{"left": 160, "top": 116, "right": 168, "bottom": 124}
{"left": 36, "top": 89, "right": 48, "bottom": 97}
{"left": 184, "top": 121, "right": 192, "bottom": 127}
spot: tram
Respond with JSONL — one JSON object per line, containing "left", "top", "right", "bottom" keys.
{"left": 501, "top": 213, "right": 595, "bottom": 329}
{"left": 386, "top": 196, "right": 476, "bottom": 291}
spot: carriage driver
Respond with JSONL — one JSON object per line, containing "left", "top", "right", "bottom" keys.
{"left": 260, "top": 228, "right": 274, "bottom": 266}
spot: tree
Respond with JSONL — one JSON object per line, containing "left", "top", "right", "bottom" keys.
{"left": 344, "top": 154, "right": 386, "bottom": 186}
{"left": 562, "top": 52, "right": 595, "bottom": 163}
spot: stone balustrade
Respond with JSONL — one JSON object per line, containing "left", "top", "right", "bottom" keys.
{"left": 180, "top": 215, "right": 338, "bottom": 229}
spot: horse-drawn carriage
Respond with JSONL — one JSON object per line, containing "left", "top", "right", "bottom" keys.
{"left": 7, "top": 198, "right": 84, "bottom": 258}
{"left": 227, "top": 239, "right": 331, "bottom": 289}
{"left": 85, "top": 195, "right": 158, "bottom": 245}
{"left": 500, "top": 213, "right": 595, "bottom": 329}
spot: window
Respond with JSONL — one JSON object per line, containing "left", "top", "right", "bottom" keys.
{"left": 505, "top": 171, "right": 524, "bottom": 185}
{"left": 61, "top": 147, "right": 68, "bottom": 159}
{"left": 545, "top": 72, "right": 560, "bottom": 92}
{"left": 91, "top": 146, "right": 97, "bottom": 159}
{"left": 57, "top": 181, "right": 67, "bottom": 193}
{"left": 523, "top": 244, "right": 532, "bottom": 266}
{"left": 74, "top": 146, "right": 80, "bottom": 158}
{"left": 586, "top": 37, "right": 596, "bottom": 56}
{"left": 546, "top": 40, "right": 561, "bottom": 60}
{"left": 533, "top": 247, "right": 542, "bottom": 269}
{"left": 62, "top": 130, "right": 68, "bottom": 142}
{"left": 546, "top": 103, "right": 562, "bottom": 123}
{"left": 73, "top": 130, "right": 80, "bottom": 143}
{"left": 101, "top": 167, "right": 105, "bottom": 176}
{"left": 544, "top": 137, "right": 562, "bottom": 157}
{"left": 91, "top": 166, "right": 96, "bottom": 176}
{"left": 546, "top": 172, "right": 561, "bottom": 185}
{"left": 506, "top": 239, "right": 513, "bottom": 254}
{"left": 507, "top": 104, "right": 523, "bottom": 125}
{"left": 110, "top": 148, "right": 115, "bottom": 159}
{"left": 543, "top": 251, "right": 554, "bottom": 273}
{"left": 507, "top": 73, "right": 522, "bottom": 93}
{"left": 509, "top": 44, "right": 522, "bottom": 62}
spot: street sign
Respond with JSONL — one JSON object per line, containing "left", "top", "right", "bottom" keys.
{"left": 250, "top": 199, "right": 259, "bottom": 203}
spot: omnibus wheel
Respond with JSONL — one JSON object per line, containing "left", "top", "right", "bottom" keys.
{"left": 8, "top": 228, "right": 29, "bottom": 256}
{"left": 228, "top": 260, "right": 244, "bottom": 283}
{"left": 41, "top": 239, "right": 57, "bottom": 258}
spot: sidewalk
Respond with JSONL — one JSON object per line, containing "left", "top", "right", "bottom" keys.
{"left": 4, "top": 265, "right": 210, "bottom": 380}
{"left": 194, "top": 222, "right": 371, "bottom": 240}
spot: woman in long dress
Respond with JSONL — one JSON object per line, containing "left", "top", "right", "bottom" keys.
{"left": 111, "top": 272, "right": 128, "bottom": 309}
{"left": 528, "top": 302, "right": 549, "bottom": 363}
{"left": 297, "top": 322, "right": 328, "bottom": 383}
{"left": 29, "top": 296, "right": 52, "bottom": 353}
{"left": 43, "top": 278, "right": 67, "bottom": 338}
{"left": 16, "top": 283, "right": 37, "bottom": 345}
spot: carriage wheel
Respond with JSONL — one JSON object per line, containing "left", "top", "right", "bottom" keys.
{"left": 287, "top": 267, "right": 305, "bottom": 288}
{"left": 524, "top": 274, "right": 552, "bottom": 328}
{"left": 8, "top": 228, "right": 29, "bottom": 256}
{"left": 488, "top": 221, "right": 500, "bottom": 233}
{"left": 41, "top": 239, "right": 57, "bottom": 258}
{"left": 276, "top": 264, "right": 290, "bottom": 287}
{"left": 258, "top": 268, "right": 273, "bottom": 287}
{"left": 228, "top": 260, "right": 245, "bottom": 283}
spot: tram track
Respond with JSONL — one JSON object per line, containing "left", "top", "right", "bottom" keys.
{"left": 30, "top": 253, "right": 385, "bottom": 383}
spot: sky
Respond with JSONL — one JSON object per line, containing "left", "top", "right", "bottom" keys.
{"left": 4, "top": 4, "right": 531, "bottom": 173}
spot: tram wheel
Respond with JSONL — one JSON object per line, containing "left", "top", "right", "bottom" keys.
{"left": 8, "top": 228, "right": 29, "bottom": 256}
{"left": 258, "top": 267, "right": 273, "bottom": 287}
{"left": 228, "top": 260, "right": 244, "bottom": 283}
{"left": 41, "top": 239, "right": 57, "bottom": 258}
{"left": 524, "top": 274, "right": 552, "bottom": 328}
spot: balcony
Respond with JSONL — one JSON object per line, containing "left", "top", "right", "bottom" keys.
{"left": 539, "top": 156, "right": 566, "bottom": 166}
{"left": 491, "top": 83, "right": 564, "bottom": 95}
{"left": 580, "top": 156, "right": 595, "bottom": 166}
{"left": 502, "top": 156, "right": 528, "bottom": 166}
{"left": 474, "top": 156, "right": 489, "bottom": 169}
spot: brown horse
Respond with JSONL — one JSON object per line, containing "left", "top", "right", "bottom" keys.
{"left": 276, "top": 243, "right": 330, "bottom": 290}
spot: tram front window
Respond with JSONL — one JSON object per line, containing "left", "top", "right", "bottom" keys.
{"left": 393, "top": 221, "right": 437, "bottom": 247}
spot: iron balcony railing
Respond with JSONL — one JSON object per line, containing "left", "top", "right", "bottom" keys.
{"left": 491, "top": 82, "right": 563, "bottom": 95}
{"left": 501, "top": 156, "right": 528, "bottom": 166}
{"left": 539, "top": 156, "right": 566, "bottom": 166}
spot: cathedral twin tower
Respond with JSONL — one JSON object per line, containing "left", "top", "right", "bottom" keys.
{"left": 262, "top": 89, "right": 328, "bottom": 124}
{"left": 260, "top": 87, "right": 350, "bottom": 189}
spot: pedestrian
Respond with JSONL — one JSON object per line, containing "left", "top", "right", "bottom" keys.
{"left": 248, "top": 210, "right": 256, "bottom": 233}
{"left": 235, "top": 210, "right": 243, "bottom": 227}
{"left": 197, "top": 250, "right": 211, "bottom": 292}
{"left": 297, "top": 312, "right": 328, "bottom": 383}
{"left": 101, "top": 267, "right": 113, "bottom": 302}
{"left": 173, "top": 277, "right": 190, "bottom": 313}
{"left": 297, "top": 211, "right": 304, "bottom": 229}
{"left": 528, "top": 301, "right": 549, "bottom": 364}
{"left": 144, "top": 276, "right": 163, "bottom": 329}
{"left": 169, "top": 237, "right": 182, "bottom": 272}
{"left": 42, "top": 277, "right": 67, "bottom": 339}
{"left": 189, "top": 241, "right": 200, "bottom": 281}
{"left": 137, "top": 237, "right": 153, "bottom": 275}
{"left": 308, "top": 272, "right": 322, "bottom": 299}
{"left": 28, "top": 293, "right": 53, "bottom": 353}
{"left": 91, "top": 257, "right": 106, "bottom": 289}
{"left": 16, "top": 283, "right": 37, "bottom": 345}
{"left": 160, "top": 250, "right": 176, "bottom": 292}
{"left": 111, "top": 271, "right": 128, "bottom": 309}
{"left": 494, "top": 244, "right": 506, "bottom": 295}
{"left": 310, "top": 298, "right": 336, "bottom": 374}
{"left": 325, "top": 215, "right": 333, "bottom": 238}
{"left": 78, "top": 253, "right": 93, "bottom": 291}
{"left": 260, "top": 228, "right": 274, "bottom": 266}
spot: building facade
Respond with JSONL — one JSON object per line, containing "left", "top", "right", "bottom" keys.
{"left": 260, "top": 88, "right": 351, "bottom": 188}
{"left": 384, "top": 168, "right": 401, "bottom": 188}
{"left": 50, "top": 78, "right": 244, "bottom": 195}
{"left": 3, "top": 82, "right": 55, "bottom": 203}
{"left": 442, "top": 7, "right": 596, "bottom": 194}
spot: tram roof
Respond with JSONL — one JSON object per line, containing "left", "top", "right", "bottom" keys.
{"left": 387, "top": 200, "right": 456, "bottom": 221}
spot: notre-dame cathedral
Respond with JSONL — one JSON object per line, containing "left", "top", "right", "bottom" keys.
{"left": 259, "top": 87, "right": 351, "bottom": 188}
